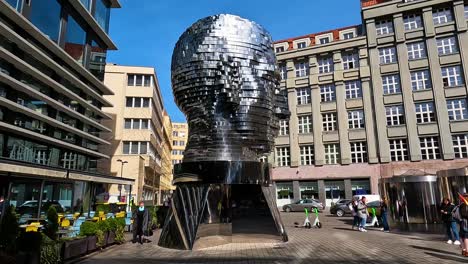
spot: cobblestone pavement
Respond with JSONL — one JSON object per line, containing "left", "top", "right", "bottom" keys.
{"left": 77, "top": 213, "right": 467, "bottom": 264}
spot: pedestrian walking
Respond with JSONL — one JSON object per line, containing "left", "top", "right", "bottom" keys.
{"left": 440, "top": 198, "right": 460, "bottom": 245}
{"left": 350, "top": 199, "right": 360, "bottom": 230}
{"left": 132, "top": 201, "right": 151, "bottom": 244}
{"left": 357, "top": 196, "right": 369, "bottom": 232}
{"left": 456, "top": 193, "right": 468, "bottom": 257}
{"left": 380, "top": 197, "right": 390, "bottom": 233}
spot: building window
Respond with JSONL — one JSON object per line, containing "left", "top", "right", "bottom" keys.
{"left": 276, "top": 182, "right": 293, "bottom": 199}
{"left": 122, "top": 141, "right": 149, "bottom": 155}
{"left": 324, "top": 144, "right": 340, "bottom": 165}
{"left": 295, "top": 61, "right": 309, "bottom": 77}
{"left": 298, "top": 115, "right": 312, "bottom": 134}
{"left": 279, "top": 120, "right": 289, "bottom": 136}
{"left": 300, "top": 182, "right": 319, "bottom": 199}
{"left": 442, "top": 65, "right": 464, "bottom": 87}
{"left": 420, "top": 137, "right": 441, "bottom": 160}
{"left": 350, "top": 142, "right": 368, "bottom": 163}
{"left": 124, "top": 119, "right": 150, "bottom": 129}
{"left": 29, "top": 0, "right": 62, "bottom": 43}
{"left": 179, "top": 141, "right": 185, "bottom": 146}
{"left": 342, "top": 52, "right": 359, "bottom": 70}
{"left": 300, "top": 145, "right": 314, "bottom": 166}
{"left": 276, "top": 46, "right": 285, "bottom": 53}
{"left": 433, "top": 7, "right": 453, "bottom": 25}
{"left": 382, "top": 74, "right": 401, "bottom": 95}
{"left": 126, "top": 97, "right": 150, "bottom": 108}
{"left": 437, "top": 37, "right": 459, "bottom": 56}
{"left": 411, "top": 70, "right": 432, "bottom": 91}
{"left": 415, "top": 102, "right": 436, "bottom": 124}
{"left": 318, "top": 56, "right": 334, "bottom": 74}
{"left": 296, "top": 88, "right": 311, "bottom": 105}
{"left": 322, "top": 112, "right": 337, "bottom": 132}
{"left": 297, "top": 42, "right": 307, "bottom": 49}
{"left": 379, "top": 47, "right": 397, "bottom": 64}
{"left": 453, "top": 134, "right": 468, "bottom": 158}
{"left": 173, "top": 140, "right": 178, "bottom": 146}
{"left": 279, "top": 64, "right": 287, "bottom": 80}
{"left": 407, "top": 42, "right": 427, "bottom": 60}
{"left": 376, "top": 20, "right": 394, "bottom": 35}
{"left": 276, "top": 147, "right": 290, "bottom": 167}
{"left": 173, "top": 131, "right": 178, "bottom": 137}
{"left": 389, "top": 139, "right": 409, "bottom": 161}
{"left": 320, "top": 85, "right": 336, "bottom": 102}
{"left": 128, "top": 74, "right": 153, "bottom": 87}
{"left": 348, "top": 110, "right": 365, "bottom": 129}
{"left": 343, "top": 32, "right": 354, "bottom": 39}
{"left": 386, "top": 105, "right": 405, "bottom": 126}
{"left": 319, "top": 37, "right": 330, "bottom": 44}
{"left": 404, "top": 14, "right": 422, "bottom": 30}
{"left": 447, "top": 99, "right": 468, "bottom": 121}
{"left": 345, "top": 80, "right": 362, "bottom": 99}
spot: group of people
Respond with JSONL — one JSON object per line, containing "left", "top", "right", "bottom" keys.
{"left": 440, "top": 195, "right": 468, "bottom": 257}
{"left": 349, "top": 196, "right": 389, "bottom": 233}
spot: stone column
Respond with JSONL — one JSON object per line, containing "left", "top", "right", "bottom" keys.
{"left": 318, "top": 180, "right": 326, "bottom": 206}
{"left": 293, "top": 180, "right": 301, "bottom": 202}
{"left": 394, "top": 13, "right": 421, "bottom": 161}
{"left": 344, "top": 179, "right": 353, "bottom": 200}
{"left": 286, "top": 59, "right": 300, "bottom": 167}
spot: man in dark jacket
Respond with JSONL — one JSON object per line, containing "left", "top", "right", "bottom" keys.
{"left": 132, "top": 201, "right": 150, "bottom": 244}
{"left": 440, "top": 198, "right": 460, "bottom": 245}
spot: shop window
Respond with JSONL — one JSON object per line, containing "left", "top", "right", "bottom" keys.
{"left": 276, "top": 182, "right": 293, "bottom": 200}
{"left": 300, "top": 182, "right": 318, "bottom": 199}
{"left": 351, "top": 180, "right": 370, "bottom": 196}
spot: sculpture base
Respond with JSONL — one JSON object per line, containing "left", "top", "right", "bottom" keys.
{"left": 158, "top": 183, "right": 288, "bottom": 250}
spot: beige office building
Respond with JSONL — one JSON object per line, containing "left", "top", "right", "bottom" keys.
{"left": 171, "top": 122, "right": 188, "bottom": 165}
{"left": 272, "top": 0, "right": 468, "bottom": 209}
{"left": 161, "top": 111, "right": 174, "bottom": 198}
{"left": 100, "top": 64, "right": 169, "bottom": 204}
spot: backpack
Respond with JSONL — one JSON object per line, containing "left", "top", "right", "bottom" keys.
{"left": 452, "top": 205, "right": 461, "bottom": 222}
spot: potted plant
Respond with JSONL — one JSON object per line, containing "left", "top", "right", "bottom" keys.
{"left": 40, "top": 234, "right": 61, "bottom": 264}
{"left": 106, "top": 218, "right": 118, "bottom": 245}
{"left": 0, "top": 205, "right": 19, "bottom": 255}
{"left": 96, "top": 220, "right": 110, "bottom": 247}
{"left": 61, "top": 236, "right": 88, "bottom": 260}
{"left": 79, "top": 221, "right": 98, "bottom": 253}
{"left": 16, "top": 231, "right": 42, "bottom": 264}
{"left": 44, "top": 206, "right": 59, "bottom": 241}
{"left": 114, "top": 218, "right": 126, "bottom": 244}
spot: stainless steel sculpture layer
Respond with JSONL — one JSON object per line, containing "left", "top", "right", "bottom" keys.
{"left": 158, "top": 14, "right": 289, "bottom": 250}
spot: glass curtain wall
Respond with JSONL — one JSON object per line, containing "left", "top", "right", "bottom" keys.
{"left": 29, "top": 0, "right": 62, "bottom": 43}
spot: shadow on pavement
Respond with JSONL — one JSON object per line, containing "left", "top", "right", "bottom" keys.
{"left": 78, "top": 257, "right": 295, "bottom": 264}
{"left": 411, "top": 245, "right": 457, "bottom": 255}
{"left": 424, "top": 252, "right": 467, "bottom": 263}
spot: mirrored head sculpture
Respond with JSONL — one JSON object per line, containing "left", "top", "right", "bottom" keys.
{"left": 159, "top": 14, "right": 289, "bottom": 250}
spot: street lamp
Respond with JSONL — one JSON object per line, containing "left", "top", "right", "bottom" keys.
{"left": 116, "top": 159, "right": 128, "bottom": 202}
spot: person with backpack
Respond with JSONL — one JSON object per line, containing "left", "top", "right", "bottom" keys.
{"left": 350, "top": 199, "right": 360, "bottom": 230}
{"left": 357, "top": 196, "right": 369, "bottom": 232}
{"left": 440, "top": 198, "right": 460, "bottom": 245}
{"left": 456, "top": 193, "right": 468, "bottom": 257}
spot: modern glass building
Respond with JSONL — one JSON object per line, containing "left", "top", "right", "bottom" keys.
{"left": 0, "top": 0, "right": 133, "bottom": 222}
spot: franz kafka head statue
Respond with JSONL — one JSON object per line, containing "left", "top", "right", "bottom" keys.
{"left": 172, "top": 14, "right": 289, "bottom": 162}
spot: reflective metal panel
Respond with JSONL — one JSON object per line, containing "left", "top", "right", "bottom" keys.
{"left": 159, "top": 14, "right": 289, "bottom": 250}
{"left": 382, "top": 176, "right": 439, "bottom": 224}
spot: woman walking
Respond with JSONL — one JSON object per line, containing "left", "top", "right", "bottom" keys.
{"left": 380, "top": 197, "right": 390, "bottom": 233}
{"left": 458, "top": 194, "right": 468, "bottom": 257}
{"left": 440, "top": 198, "right": 460, "bottom": 245}
{"left": 132, "top": 201, "right": 150, "bottom": 244}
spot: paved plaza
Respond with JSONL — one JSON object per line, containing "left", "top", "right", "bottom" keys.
{"left": 75, "top": 212, "right": 468, "bottom": 264}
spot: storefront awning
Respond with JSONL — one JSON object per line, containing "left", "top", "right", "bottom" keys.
{"left": 68, "top": 172, "right": 134, "bottom": 185}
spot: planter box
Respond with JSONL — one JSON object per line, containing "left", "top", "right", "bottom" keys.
{"left": 86, "top": 236, "right": 97, "bottom": 253}
{"left": 107, "top": 231, "right": 116, "bottom": 245}
{"left": 62, "top": 238, "right": 88, "bottom": 260}
{"left": 16, "top": 251, "right": 40, "bottom": 264}
{"left": 102, "top": 232, "right": 109, "bottom": 247}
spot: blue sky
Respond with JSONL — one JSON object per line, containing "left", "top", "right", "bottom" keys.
{"left": 108, "top": 0, "right": 362, "bottom": 122}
